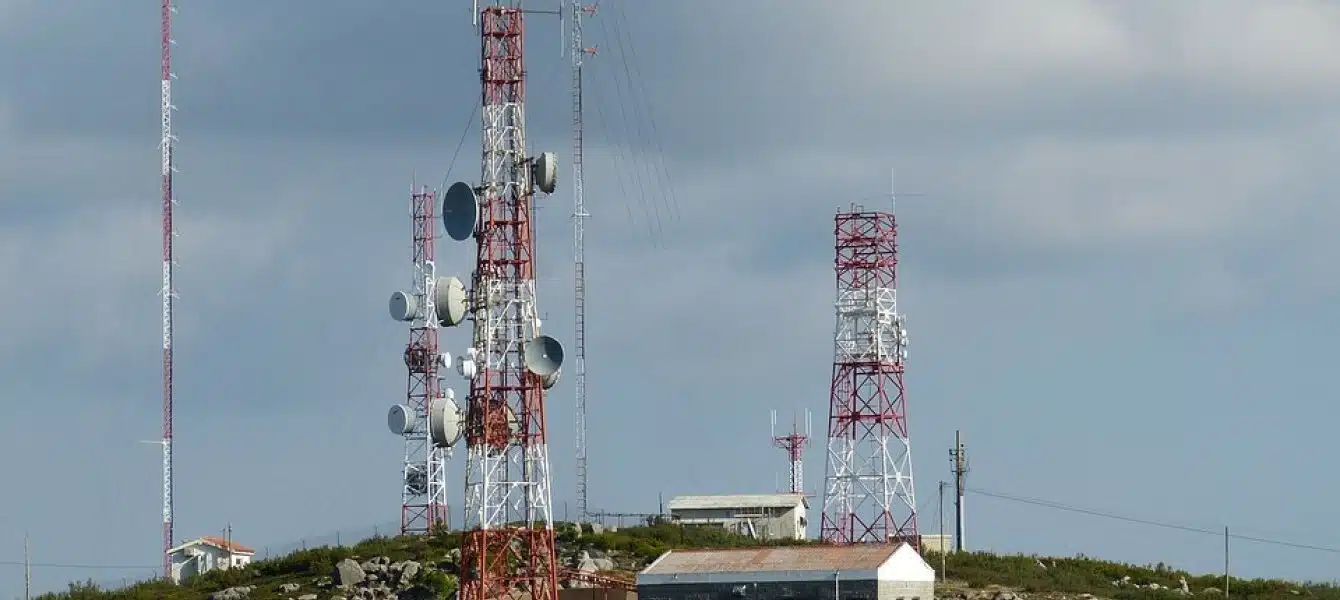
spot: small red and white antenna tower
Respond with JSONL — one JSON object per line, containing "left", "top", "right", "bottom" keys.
{"left": 158, "top": 0, "right": 178, "bottom": 580}
{"left": 770, "top": 410, "right": 811, "bottom": 495}
{"left": 385, "top": 182, "right": 457, "bottom": 535}
{"left": 819, "top": 201, "right": 919, "bottom": 546}
{"left": 567, "top": 0, "right": 597, "bottom": 525}
{"left": 449, "top": 2, "right": 565, "bottom": 600}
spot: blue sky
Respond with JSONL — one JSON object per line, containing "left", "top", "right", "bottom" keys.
{"left": 3, "top": 0, "right": 1340, "bottom": 595}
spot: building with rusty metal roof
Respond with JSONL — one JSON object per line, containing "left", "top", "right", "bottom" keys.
{"left": 636, "top": 544, "right": 935, "bottom": 600}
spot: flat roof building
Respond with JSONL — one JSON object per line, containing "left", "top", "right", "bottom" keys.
{"left": 667, "top": 494, "right": 808, "bottom": 541}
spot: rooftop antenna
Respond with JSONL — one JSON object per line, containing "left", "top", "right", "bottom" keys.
{"left": 770, "top": 409, "right": 811, "bottom": 495}
{"left": 158, "top": 0, "right": 179, "bottom": 581}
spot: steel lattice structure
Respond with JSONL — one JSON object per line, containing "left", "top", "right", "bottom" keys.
{"left": 569, "top": 0, "right": 596, "bottom": 526}
{"left": 460, "top": 5, "right": 560, "bottom": 600}
{"left": 400, "top": 186, "right": 451, "bottom": 535}
{"left": 819, "top": 207, "right": 919, "bottom": 546}
{"left": 158, "top": 0, "right": 177, "bottom": 580}
{"left": 771, "top": 411, "right": 811, "bottom": 495}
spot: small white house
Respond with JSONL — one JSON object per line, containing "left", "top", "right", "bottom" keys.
{"left": 167, "top": 536, "right": 256, "bottom": 584}
{"left": 667, "top": 493, "right": 809, "bottom": 541}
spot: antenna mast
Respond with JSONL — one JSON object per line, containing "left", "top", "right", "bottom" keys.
{"left": 457, "top": 3, "right": 566, "bottom": 600}
{"left": 820, "top": 201, "right": 919, "bottom": 546}
{"left": 159, "top": 0, "right": 177, "bottom": 580}
{"left": 570, "top": 0, "right": 597, "bottom": 525}
{"left": 770, "top": 410, "right": 811, "bottom": 494}
{"left": 385, "top": 182, "right": 452, "bottom": 536}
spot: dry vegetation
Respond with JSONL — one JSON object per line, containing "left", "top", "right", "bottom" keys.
{"left": 35, "top": 523, "right": 1339, "bottom": 600}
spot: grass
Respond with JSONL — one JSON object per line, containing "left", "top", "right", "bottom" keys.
{"left": 935, "top": 551, "right": 1340, "bottom": 600}
{"left": 32, "top": 524, "right": 1339, "bottom": 600}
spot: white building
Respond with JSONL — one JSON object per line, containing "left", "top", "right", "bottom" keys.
{"left": 637, "top": 544, "right": 936, "bottom": 600}
{"left": 667, "top": 493, "right": 808, "bottom": 541}
{"left": 167, "top": 536, "right": 256, "bottom": 584}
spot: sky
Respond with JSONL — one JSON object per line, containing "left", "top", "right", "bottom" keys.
{"left": 2, "top": 0, "right": 1340, "bottom": 595}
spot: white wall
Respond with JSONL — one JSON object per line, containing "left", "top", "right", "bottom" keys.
{"left": 669, "top": 504, "right": 807, "bottom": 541}
{"left": 168, "top": 543, "right": 254, "bottom": 584}
{"left": 875, "top": 544, "right": 936, "bottom": 583}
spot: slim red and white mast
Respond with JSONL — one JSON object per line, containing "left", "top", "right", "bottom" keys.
{"left": 158, "top": 0, "right": 178, "bottom": 580}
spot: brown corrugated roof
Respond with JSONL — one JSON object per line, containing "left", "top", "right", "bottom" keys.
{"left": 198, "top": 536, "right": 256, "bottom": 555}
{"left": 642, "top": 545, "right": 899, "bottom": 574}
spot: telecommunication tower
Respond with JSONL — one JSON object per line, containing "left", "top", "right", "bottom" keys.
{"left": 819, "top": 205, "right": 919, "bottom": 546}
{"left": 443, "top": 3, "right": 566, "bottom": 600}
{"left": 770, "top": 410, "right": 811, "bottom": 495}
{"left": 158, "top": 0, "right": 178, "bottom": 579}
{"left": 386, "top": 184, "right": 462, "bottom": 535}
{"left": 568, "top": 0, "right": 597, "bottom": 525}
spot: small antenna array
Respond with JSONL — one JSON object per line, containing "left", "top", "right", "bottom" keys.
{"left": 770, "top": 410, "right": 811, "bottom": 495}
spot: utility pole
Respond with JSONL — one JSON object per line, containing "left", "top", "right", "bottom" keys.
{"left": 949, "top": 430, "right": 969, "bottom": 552}
{"left": 937, "top": 481, "right": 947, "bottom": 580}
{"left": 225, "top": 523, "right": 233, "bottom": 569}
{"left": 24, "top": 532, "right": 31, "bottom": 600}
{"left": 1224, "top": 526, "right": 1230, "bottom": 598}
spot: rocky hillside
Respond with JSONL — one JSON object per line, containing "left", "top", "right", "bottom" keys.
{"left": 37, "top": 523, "right": 1339, "bottom": 600}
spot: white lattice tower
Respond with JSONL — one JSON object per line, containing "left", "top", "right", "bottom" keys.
{"left": 569, "top": 0, "right": 597, "bottom": 526}
{"left": 158, "top": 0, "right": 178, "bottom": 580}
{"left": 819, "top": 207, "right": 919, "bottom": 546}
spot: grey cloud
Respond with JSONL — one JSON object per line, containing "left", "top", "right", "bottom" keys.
{"left": 8, "top": 1, "right": 1340, "bottom": 594}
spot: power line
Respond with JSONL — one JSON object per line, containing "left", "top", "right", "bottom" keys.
{"left": 0, "top": 560, "right": 157, "bottom": 570}
{"left": 967, "top": 486, "right": 1340, "bottom": 555}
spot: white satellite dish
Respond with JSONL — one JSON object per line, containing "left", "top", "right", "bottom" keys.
{"left": 434, "top": 276, "right": 469, "bottom": 327}
{"left": 428, "top": 395, "right": 463, "bottom": 448}
{"left": 388, "top": 291, "right": 419, "bottom": 322}
{"left": 532, "top": 152, "right": 557, "bottom": 194}
{"left": 387, "top": 404, "right": 416, "bottom": 435}
{"left": 541, "top": 368, "right": 561, "bottom": 390}
{"left": 457, "top": 357, "right": 477, "bottom": 380}
{"left": 442, "top": 181, "right": 480, "bottom": 242}
{"left": 522, "top": 335, "right": 564, "bottom": 377}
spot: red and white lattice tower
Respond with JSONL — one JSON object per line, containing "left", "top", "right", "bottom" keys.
{"left": 771, "top": 410, "right": 811, "bottom": 495}
{"left": 819, "top": 205, "right": 919, "bottom": 546}
{"left": 458, "top": 4, "right": 564, "bottom": 600}
{"left": 158, "top": 0, "right": 178, "bottom": 580}
{"left": 386, "top": 185, "right": 452, "bottom": 536}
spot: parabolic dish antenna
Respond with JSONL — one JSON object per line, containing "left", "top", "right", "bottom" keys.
{"left": 532, "top": 152, "right": 557, "bottom": 194}
{"left": 541, "top": 369, "right": 561, "bottom": 390}
{"left": 428, "top": 395, "right": 463, "bottom": 448}
{"left": 442, "top": 182, "right": 479, "bottom": 242}
{"left": 522, "top": 335, "right": 564, "bottom": 377}
{"left": 387, "top": 404, "right": 416, "bottom": 435}
{"left": 388, "top": 291, "right": 419, "bottom": 322}
{"left": 434, "top": 276, "right": 469, "bottom": 327}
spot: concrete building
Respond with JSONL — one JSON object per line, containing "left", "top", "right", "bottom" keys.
{"left": 918, "top": 534, "right": 951, "bottom": 554}
{"left": 637, "top": 545, "right": 935, "bottom": 600}
{"left": 667, "top": 494, "right": 808, "bottom": 541}
{"left": 167, "top": 536, "right": 256, "bottom": 584}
